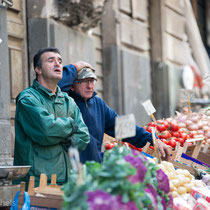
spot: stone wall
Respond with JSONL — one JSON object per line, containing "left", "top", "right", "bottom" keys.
{"left": 102, "top": 0, "right": 152, "bottom": 126}
{"left": 0, "top": 4, "right": 13, "bottom": 165}
{"left": 27, "top": 0, "right": 104, "bottom": 97}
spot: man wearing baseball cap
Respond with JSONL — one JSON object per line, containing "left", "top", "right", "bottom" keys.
{"left": 59, "top": 64, "right": 170, "bottom": 163}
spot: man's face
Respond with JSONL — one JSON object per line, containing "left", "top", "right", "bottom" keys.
{"left": 37, "top": 51, "right": 63, "bottom": 82}
{"left": 71, "top": 78, "right": 96, "bottom": 101}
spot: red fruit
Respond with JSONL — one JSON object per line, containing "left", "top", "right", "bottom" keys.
{"left": 161, "top": 121, "right": 170, "bottom": 130}
{"left": 170, "top": 123, "right": 179, "bottom": 132}
{"left": 180, "top": 133, "right": 188, "bottom": 141}
{"left": 168, "top": 139, "right": 177, "bottom": 148}
{"left": 189, "top": 132, "right": 194, "bottom": 138}
{"left": 156, "top": 124, "right": 166, "bottom": 132}
{"left": 171, "top": 132, "right": 180, "bottom": 138}
{"left": 146, "top": 126, "right": 152, "bottom": 133}
{"left": 160, "top": 131, "right": 171, "bottom": 139}
{"left": 148, "top": 122, "right": 156, "bottom": 127}
{"left": 143, "top": 126, "right": 147, "bottom": 130}
{"left": 105, "top": 143, "right": 115, "bottom": 150}
{"left": 149, "top": 146, "right": 154, "bottom": 150}
{"left": 177, "top": 138, "right": 184, "bottom": 146}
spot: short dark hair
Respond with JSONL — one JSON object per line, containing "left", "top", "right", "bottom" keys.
{"left": 33, "top": 47, "right": 61, "bottom": 70}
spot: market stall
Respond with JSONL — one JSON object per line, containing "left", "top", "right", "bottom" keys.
{"left": 13, "top": 106, "right": 210, "bottom": 209}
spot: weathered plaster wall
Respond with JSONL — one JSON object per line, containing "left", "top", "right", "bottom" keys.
{"left": 0, "top": 4, "right": 13, "bottom": 165}
{"left": 102, "top": 0, "right": 152, "bottom": 125}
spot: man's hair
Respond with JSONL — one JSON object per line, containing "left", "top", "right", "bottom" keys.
{"left": 33, "top": 47, "right": 61, "bottom": 70}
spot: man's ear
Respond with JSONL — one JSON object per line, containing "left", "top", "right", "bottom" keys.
{"left": 70, "top": 85, "right": 75, "bottom": 91}
{"left": 35, "top": 67, "right": 42, "bottom": 75}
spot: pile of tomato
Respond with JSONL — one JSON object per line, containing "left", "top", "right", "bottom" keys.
{"left": 105, "top": 142, "right": 143, "bottom": 152}
{"left": 143, "top": 120, "right": 195, "bottom": 149}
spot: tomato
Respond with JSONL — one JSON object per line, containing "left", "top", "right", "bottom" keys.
{"left": 143, "top": 126, "right": 147, "bottom": 130}
{"left": 156, "top": 124, "right": 166, "bottom": 132}
{"left": 149, "top": 146, "right": 154, "bottom": 150}
{"left": 177, "top": 138, "right": 184, "bottom": 146}
{"left": 148, "top": 122, "right": 156, "bottom": 127}
{"left": 105, "top": 143, "right": 115, "bottom": 150}
{"left": 171, "top": 132, "right": 180, "bottom": 138}
{"left": 161, "top": 121, "right": 170, "bottom": 130}
{"left": 180, "top": 133, "right": 188, "bottom": 141}
{"left": 160, "top": 130, "right": 171, "bottom": 139}
{"left": 189, "top": 132, "right": 194, "bottom": 138}
{"left": 168, "top": 139, "right": 176, "bottom": 148}
{"left": 146, "top": 126, "right": 152, "bottom": 133}
{"left": 188, "top": 142, "right": 193, "bottom": 146}
{"left": 170, "top": 123, "right": 179, "bottom": 132}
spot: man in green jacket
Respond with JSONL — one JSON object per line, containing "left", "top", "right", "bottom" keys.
{"left": 13, "top": 47, "right": 90, "bottom": 187}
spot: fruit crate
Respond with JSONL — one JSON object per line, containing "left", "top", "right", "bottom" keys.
{"left": 17, "top": 174, "right": 63, "bottom": 209}
{"left": 142, "top": 138, "right": 209, "bottom": 175}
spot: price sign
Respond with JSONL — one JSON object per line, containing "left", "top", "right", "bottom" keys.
{"left": 203, "top": 74, "right": 210, "bottom": 87}
{"left": 180, "top": 89, "right": 194, "bottom": 103}
{"left": 115, "top": 114, "right": 136, "bottom": 140}
{"left": 68, "top": 147, "right": 80, "bottom": 172}
{"left": 142, "top": 100, "right": 156, "bottom": 116}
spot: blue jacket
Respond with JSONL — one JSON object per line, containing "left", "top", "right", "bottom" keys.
{"left": 58, "top": 64, "right": 153, "bottom": 163}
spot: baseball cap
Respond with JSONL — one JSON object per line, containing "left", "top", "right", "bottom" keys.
{"left": 76, "top": 67, "right": 97, "bottom": 80}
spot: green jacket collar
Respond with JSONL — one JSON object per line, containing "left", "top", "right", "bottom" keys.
{"left": 32, "top": 79, "right": 64, "bottom": 100}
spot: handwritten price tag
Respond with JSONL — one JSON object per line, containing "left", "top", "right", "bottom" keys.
{"left": 142, "top": 100, "right": 156, "bottom": 116}
{"left": 115, "top": 114, "right": 136, "bottom": 140}
{"left": 203, "top": 74, "right": 210, "bottom": 87}
{"left": 180, "top": 89, "right": 194, "bottom": 103}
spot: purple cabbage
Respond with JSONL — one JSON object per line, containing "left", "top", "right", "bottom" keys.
{"left": 86, "top": 190, "right": 120, "bottom": 210}
{"left": 145, "top": 184, "right": 158, "bottom": 207}
{"left": 156, "top": 169, "right": 170, "bottom": 194}
{"left": 116, "top": 195, "right": 138, "bottom": 210}
{"left": 124, "top": 155, "right": 147, "bottom": 183}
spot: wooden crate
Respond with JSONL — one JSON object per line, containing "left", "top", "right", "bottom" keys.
{"left": 142, "top": 137, "right": 209, "bottom": 175}
{"left": 18, "top": 174, "right": 64, "bottom": 209}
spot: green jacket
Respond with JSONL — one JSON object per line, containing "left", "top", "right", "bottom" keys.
{"left": 13, "top": 80, "right": 90, "bottom": 187}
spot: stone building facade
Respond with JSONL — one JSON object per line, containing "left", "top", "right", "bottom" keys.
{"left": 0, "top": 0, "right": 209, "bottom": 164}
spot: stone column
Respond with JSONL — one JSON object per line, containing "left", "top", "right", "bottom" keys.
{"left": 0, "top": 3, "right": 13, "bottom": 166}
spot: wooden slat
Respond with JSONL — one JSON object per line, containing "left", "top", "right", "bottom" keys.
{"left": 18, "top": 194, "right": 63, "bottom": 209}
{"left": 28, "top": 176, "right": 35, "bottom": 196}
{"left": 39, "top": 174, "right": 47, "bottom": 191}
{"left": 197, "top": 152, "right": 210, "bottom": 165}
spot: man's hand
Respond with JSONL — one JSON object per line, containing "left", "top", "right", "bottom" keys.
{"left": 73, "top": 61, "right": 94, "bottom": 72}
{"left": 157, "top": 140, "right": 171, "bottom": 161}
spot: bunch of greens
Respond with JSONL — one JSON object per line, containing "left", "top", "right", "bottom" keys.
{"left": 62, "top": 146, "right": 173, "bottom": 210}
